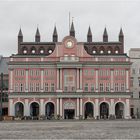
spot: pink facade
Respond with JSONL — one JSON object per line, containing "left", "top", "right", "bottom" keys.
{"left": 8, "top": 24, "right": 132, "bottom": 119}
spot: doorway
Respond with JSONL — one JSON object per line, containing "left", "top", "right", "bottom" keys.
{"left": 64, "top": 109, "right": 75, "bottom": 119}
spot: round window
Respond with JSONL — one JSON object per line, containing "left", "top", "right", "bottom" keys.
{"left": 108, "top": 50, "right": 111, "bottom": 54}
{"left": 31, "top": 50, "right": 35, "bottom": 54}
{"left": 48, "top": 50, "right": 52, "bottom": 54}
{"left": 23, "top": 50, "right": 27, "bottom": 54}
{"left": 93, "top": 50, "right": 96, "bottom": 54}
{"left": 40, "top": 50, "right": 44, "bottom": 54}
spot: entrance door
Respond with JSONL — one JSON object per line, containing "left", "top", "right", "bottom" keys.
{"left": 64, "top": 109, "right": 75, "bottom": 119}
{"left": 100, "top": 102, "right": 109, "bottom": 119}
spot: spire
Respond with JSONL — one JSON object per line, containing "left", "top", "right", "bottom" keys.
{"left": 70, "top": 21, "right": 75, "bottom": 37}
{"left": 119, "top": 28, "right": 124, "bottom": 44}
{"left": 53, "top": 26, "right": 57, "bottom": 36}
{"left": 119, "top": 28, "right": 123, "bottom": 36}
{"left": 35, "top": 27, "right": 40, "bottom": 42}
{"left": 36, "top": 27, "right": 40, "bottom": 36}
{"left": 87, "top": 26, "right": 92, "bottom": 42}
{"left": 103, "top": 27, "right": 108, "bottom": 42}
{"left": 18, "top": 28, "right": 23, "bottom": 37}
{"left": 53, "top": 26, "right": 58, "bottom": 42}
{"left": 18, "top": 28, "right": 23, "bottom": 54}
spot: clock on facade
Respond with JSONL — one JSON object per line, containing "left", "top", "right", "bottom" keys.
{"left": 66, "top": 40, "right": 73, "bottom": 48}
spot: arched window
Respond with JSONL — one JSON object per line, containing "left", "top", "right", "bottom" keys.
{"left": 114, "top": 46, "right": 120, "bottom": 54}
{"left": 22, "top": 47, "right": 28, "bottom": 54}
{"left": 39, "top": 47, "right": 45, "bottom": 54}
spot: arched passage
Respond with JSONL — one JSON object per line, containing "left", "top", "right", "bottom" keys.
{"left": 15, "top": 102, "right": 24, "bottom": 117}
{"left": 100, "top": 102, "right": 109, "bottom": 119}
{"left": 45, "top": 102, "right": 55, "bottom": 119}
{"left": 84, "top": 102, "right": 94, "bottom": 119}
{"left": 115, "top": 102, "right": 124, "bottom": 119}
{"left": 30, "top": 102, "right": 39, "bottom": 117}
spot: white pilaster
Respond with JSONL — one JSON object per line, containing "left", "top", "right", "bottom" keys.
{"left": 60, "top": 98, "right": 62, "bottom": 117}
{"left": 57, "top": 98, "right": 60, "bottom": 115}
{"left": 125, "top": 99, "right": 130, "bottom": 119}
{"left": 77, "top": 69, "right": 80, "bottom": 90}
{"left": 80, "top": 69, "right": 82, "bottom": 90}
{"left": 110, "top": 99, "right": 115, "bottom": 115}
{"left": 95, "top": 69, "right": 98, "bottom": 92}
{"left": 126, "top": 70, "right": 129, "bottom": 92}
{"left": 40, "top": 99, "right": 44, "bottom": 115}
{"left": 10, "top": 69, "right": 13, "bottom": 92}
{"left": 57, "top": 69, "right": 60, "bottom": 90}
{"left": 95, "top": 99, "right": 99, "bottom": 118}
{"left": 111, "top": 69, "right": 114, "bottom": 92}
{"left": 60, "top": 69, "right": 62, "bottom": 90}
{"left": 80, "top": 98, "right": 83, "bottom": 116}
{"left": 25, "top": 69, "right": 28, "bottom": 92}
{"left": 77, "top": 98, "right": 80, "bottom": 117}
{"left": 24, "top": 99, "right": 30, "bottom": 116}
{"left": 41, "top": 69, "right": 44, "bottom": 92}
{"left": 9, "top": 99, "right": 14, "bottom": 116}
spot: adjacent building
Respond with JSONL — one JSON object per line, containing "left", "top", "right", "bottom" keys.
{"left": 129, "top": 48, "right": 140, "bottom": 118}
{"left": 8, "top": 22, "right": 131, "bottom": 119}
{"left": 0, "top": 56, "right": 9, "bottom": 116}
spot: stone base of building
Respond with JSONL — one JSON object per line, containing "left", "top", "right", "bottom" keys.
{"left": 8, "top": 96, "right": 131, "bottom": 120}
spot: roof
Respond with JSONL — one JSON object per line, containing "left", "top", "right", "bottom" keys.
{"left": 129, "top": 48, "right": 140, "bottom": 51}
{"left": 0, "top": 56, "right": 9, "bottom": 74}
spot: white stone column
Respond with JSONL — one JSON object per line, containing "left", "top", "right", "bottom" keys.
{"left": 57, "top": 69, "right": 60, "bottom": 90}
{"left": 9, "top": 69, "right": 13, "bottom": 92}
{"left": 24, "top": 99, "right": 30, "bottom": 116}
{"left": 111, "top": 69, "right": 114, "bottom": 92}
{"left": 60, "top": 98, "right": 63, "bottom": 117}
{"left": 60, "top": 69, "right": 62, "bottom": 90}
{"left": 95, "top": 69, "right": 98, "bottom": 92}
{"left": 80, "top": 98, "right": 83, "bottom": 116}
{"left": 56, "top": 98, "right": 60, "bottom": 115}
{"left": 110, "top": 99, "right": 115, "bottom": 115}
{"left": 77, "top": 69, "right": 80, "bottom": 90}
{"left": 40, "top": 69, "right": 44, "bottom": 92}
{"left": 40, "top": 99, "right": 44, "bottom": 115}
{"left": 9, "top": 99, "right": 14, "bottom": 116}
{"left": 126, "top": 69, "right": 129, "bottom": 92}
{"left": 77, "top": 98, "right": 80, "bottom": 117}
{"left": 95, "top": 99, "right": 99, "bottom": 118}
{"left": 125, "top": 99, "right": 130, "bottom": 119}
{"left": 80, "top": 69, "right": 82, "bottom": 90}
{"left": 25, "top": 69, "right": 29, "bottom": 92}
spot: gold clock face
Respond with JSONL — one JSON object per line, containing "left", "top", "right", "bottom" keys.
{"left": 66, "top": 41, "right": 73, "bottom": 48}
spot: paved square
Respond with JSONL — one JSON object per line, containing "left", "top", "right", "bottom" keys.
{"left": 0, "top": 120, "right": 140, "bottom": 139}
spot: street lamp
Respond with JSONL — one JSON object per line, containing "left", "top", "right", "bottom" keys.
{"left": 0, "top": 73, "right": 3, "bottom": 121}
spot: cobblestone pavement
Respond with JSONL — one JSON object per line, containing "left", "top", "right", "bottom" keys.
{"left": 0, "top": 120, "right": 140, "bottom": 139}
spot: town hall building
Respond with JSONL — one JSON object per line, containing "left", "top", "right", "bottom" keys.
{"left": 8, "top": 22, "right": 131, "bottom": 119}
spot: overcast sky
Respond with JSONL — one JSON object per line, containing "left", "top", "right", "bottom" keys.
{"left": 0, "top": 0, "right": 140, "bottom": 56}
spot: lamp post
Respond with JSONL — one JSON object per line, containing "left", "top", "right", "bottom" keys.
{"left": 0, "top": 73, "right": 3, "bottom": 121}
